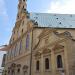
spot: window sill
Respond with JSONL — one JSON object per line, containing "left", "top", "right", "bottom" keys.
{"left": 44, "top": 69, "right": 51, "bottom": 72}
{"left": 56, "top": 68, "right": 65, "bottom": 72}
{"left": 35, "top": 71, "right": 40, "bottom": 73}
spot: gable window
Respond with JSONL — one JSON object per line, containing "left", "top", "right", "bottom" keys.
{"left": 45, "top": 58, "right": 49, "bottom": 70}
{"left": 36, "top": 60, "right": 39, "bottom": 71}
{"left": 26, "top": 33, "right": 29, "bottom": 49}
{"left": 57, "top": 55, "right": 63, "bottom": 68}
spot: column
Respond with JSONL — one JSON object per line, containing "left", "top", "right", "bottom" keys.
{"left": 51, "top": 49, "right": 56, "bottom": 75}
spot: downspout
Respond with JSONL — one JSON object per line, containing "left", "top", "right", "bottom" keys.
{"left": 29, "top": 28, "right": 33, "bottom": 75}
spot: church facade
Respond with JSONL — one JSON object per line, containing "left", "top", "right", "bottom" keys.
{"left": 2, "top": 0, "right": 75, "bottom": 75}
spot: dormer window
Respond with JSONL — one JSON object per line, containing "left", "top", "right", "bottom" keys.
{"left": 59, "top": 22, "right": 62, "bottom": 24}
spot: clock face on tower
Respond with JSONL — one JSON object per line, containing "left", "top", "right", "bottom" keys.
{"left": 30, "top": 13, "right": 75, "bottom": 28}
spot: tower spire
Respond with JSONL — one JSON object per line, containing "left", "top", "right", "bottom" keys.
{"left": 17, "top": 0, "right": 27, "bottom": 20}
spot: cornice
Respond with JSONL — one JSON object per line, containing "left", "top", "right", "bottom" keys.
{"left": 6, "top": 51, "right": 31, "bottom": 65}
{"left": 54, "top": 31, "right": 73, "bottom": 40}
{"left": 34, "top": 51, "right": 41, "bottom": 58}
{"left": 52, "top": 44, "right": 64, "bottom": 51}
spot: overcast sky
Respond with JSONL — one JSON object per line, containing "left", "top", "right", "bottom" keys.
{"left": 0, "top": 0, "right": 75, "bottom": 69}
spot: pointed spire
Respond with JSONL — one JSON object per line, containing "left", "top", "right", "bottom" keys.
{"left": 16, "top": 0, "right": 27, "bottom": 20}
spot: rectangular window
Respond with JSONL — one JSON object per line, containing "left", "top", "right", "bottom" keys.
{"left": 45, "top": 58, "right": 50, "bottom": 70}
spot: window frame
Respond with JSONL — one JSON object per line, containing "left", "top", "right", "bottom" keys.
{"left": 44, "top": 55, "right": 51, "bottom": 71}
{"left": 56, "top": 55, "right": 63, "bottom": 69}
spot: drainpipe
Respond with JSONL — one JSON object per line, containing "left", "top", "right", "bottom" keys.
{"left": 29, "top": 28, "right": 33, "bottom": 75}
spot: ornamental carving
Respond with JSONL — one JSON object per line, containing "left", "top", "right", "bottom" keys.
{"left": 11, "top": 63, "right": 16, "bottom": 68}
{"left": 53, "top": 44, "right": 64, "bottom": 51}
{"left": 10, "top": 63, "right": 16, "bottom": 70}
{"left": 23, "top": 65, "right": 28, "bottom": 72}
{"left": 17, "top": 64, "right": 21, "bottom": 68}
{"left": 34, "top": 51, "right": 41, "bottom": 58}
{"left": 42, "top": 49, "right": 51, "bottom": 54}
{"left": 8, "top": 67, "right": 11, "bottom": 74}
{"left": 45, "top": 36, "right": 49, "bottom": 44}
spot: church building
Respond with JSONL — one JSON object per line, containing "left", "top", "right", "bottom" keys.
{"left": 2, "top": 0, "right": 75, "bottom": 75}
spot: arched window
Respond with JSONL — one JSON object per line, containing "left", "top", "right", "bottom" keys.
{"left": 36, "top": 60, "right": 39, "bottom": 71}
{"left": 57, "top": 55, "right": 63, "bottom": 68}
{"left": 19, "top": 41, "right": 22, "bottom": 54}
{"left": 20, "top": 41, "right": 22, "bottom": 50}
{"left": 14, "top": 44, "right": 17, "bottom": 56}
{"left": 26, "top": 33, "right": 29, "bottom": 49}
{"left": 45, "top": 58, "right": 49, "bottom": 70}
